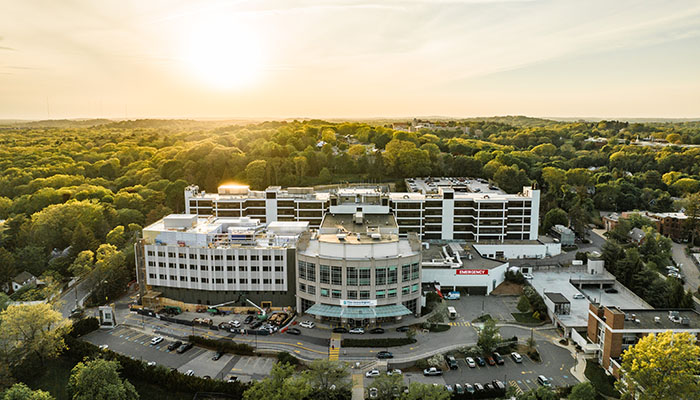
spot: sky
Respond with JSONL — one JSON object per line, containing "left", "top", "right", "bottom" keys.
{"left": 1, "top": 0, "right": 700, "bottom": 120}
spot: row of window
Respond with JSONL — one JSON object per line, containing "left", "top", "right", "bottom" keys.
{"left": 299, "top": 261, "right": 420, "bottom": 285}
{"left": 146, "top": 251, "right": 284, "bottom": 261}
{"left": 147, "top": 262, "right": 284, "bottom": 272}
{"left": 298, "top": 283, "right": 420, "bottom": 298}
{"left": 148, "top": 273, "right": 284, "bottom": 285}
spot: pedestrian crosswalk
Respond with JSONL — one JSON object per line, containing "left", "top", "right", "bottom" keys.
{"left": 329, "top": 333, "right": 341, "bottom": 361}
{"left": 509, "top": 380, "right": 523, "bottom": 395}
{"left": 448, "top": 321, "right": 471, "bottom": 327}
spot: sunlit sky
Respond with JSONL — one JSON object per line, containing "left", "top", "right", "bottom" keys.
{"left": 2, "top": 0, "right": 700, "bottom": 120}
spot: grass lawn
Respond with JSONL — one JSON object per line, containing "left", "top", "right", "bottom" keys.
{"left": 511, "top": 312, "right": 543, "bottom": 324}
{"left": 584, "top": 360, "right": 620, "bottom": 399}
{"left": 24, "top": 357, "right": 195, "bottom": 400}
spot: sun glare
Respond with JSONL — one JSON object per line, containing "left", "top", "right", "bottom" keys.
{"left": 183, "top": 18, "right": 263, "bottom": 90}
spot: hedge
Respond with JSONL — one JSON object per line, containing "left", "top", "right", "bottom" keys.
{"left": 188, "top": 335, "right": 255, "bottom": 356}
{"left": 341, "top": 337, "right": 416, "bottom": 347}
{"left": 428, "top": 323, "right": 450, "bottom": 333}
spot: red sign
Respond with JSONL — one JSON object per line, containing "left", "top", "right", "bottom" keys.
{"left": 456, "top": 269, "right": 488, "bottom": 275}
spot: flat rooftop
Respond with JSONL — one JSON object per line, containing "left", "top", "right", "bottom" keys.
{"left": 618, "top": 308, "right": 700, "bottom": 330}
{"left": 406, "top": 177, "right": 507, "bottom": 195}
{"left": 422, "top": 242, "right": 503, "bottom": 269}
{"left": 321, "top": 213, "right": 398, "bottom": 233}
{"left": 529, "top": 267, "right": 650, "bottom": 329}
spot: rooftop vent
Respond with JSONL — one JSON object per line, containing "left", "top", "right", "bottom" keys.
{"left": 654, "top": 316, "right": 661, "bottom": 323}
{"left": 681, "top": 317, "right": 690, "bottom": 326}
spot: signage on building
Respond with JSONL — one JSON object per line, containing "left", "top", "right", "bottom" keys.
{"left": 340, "top": 299, "right": 377, "bottom": 307}
{"left": 456, "top": 269, "right": 489, "bottom": 275}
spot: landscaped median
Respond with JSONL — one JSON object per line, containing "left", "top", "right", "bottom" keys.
{"left": 341, "top": 337, "right": 417, "bottom": 347}
{"left": 188, "top": 334, "right": 256, "bottom": 355}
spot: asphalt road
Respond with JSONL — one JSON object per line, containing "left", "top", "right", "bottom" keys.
{"left": 671, "top": 242, "right": 700, "bottom": 293}
{"left": 58, "top": 279, "right": 91, "bottom": 318}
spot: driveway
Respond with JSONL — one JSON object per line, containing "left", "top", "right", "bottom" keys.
{"left": 671, "top": 242, "right": 700, "bottom": 293}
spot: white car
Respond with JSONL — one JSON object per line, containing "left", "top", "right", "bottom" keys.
{"left": 147, "top": 361, "right": 156, "bottom": 367}
{"left": 98, "top": 344, "right": 109, "bottom": 350}
{"left": 365, "top": 369, "right": 380, "bottom": 378}
{"left": 522, "top": 273, "right": 534, "bottom": 280}
{"left": 230, "top": 320, "right": 241, "bottom": 328}
{"left": 300, "top": 320, "right": 315, "bottom": 329}
{"left": 387, "top": 369, "right": 402, "bottom": 376}
{"left": 465, "top": 357, "right": 476, "bottom": 368}
{"left": 150, "top": 336, "right": 164, "bottom": 345}
{"left": 349, "top": 327, "right": 365, "bottom": 334}
{"left": 184, "top": 370, "right": 195, "bottom": 376}
{"left": 511, "top": 352, "right": 523, "bottom": 363}
{"left": 573, "top": 293, "right": 585, "bottom": 299}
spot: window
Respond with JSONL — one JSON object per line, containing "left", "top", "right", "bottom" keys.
{"left": 306, "top": 262, "right": 316, "bottom": 281}
{"left": 148, "top": 261, "right": 155, "bottom": 267}
{"left": 275, "top": 266, "right": 283, "bottom": 272}
{"left": 275, "top": 255, "right": 283, "bottom": 261}
{"left": 168, "top": 262, "right": 176, "bottom": 268}
{"left": 251, "top": 255, "right": 259, "bottom": 261}
{"left": 238, "top": 255, "right": 247, "bottom": 261}
{"left": 275, "top": 278, "right": 283, "bottom": 284}
{"left": 214, "top": 255, "right": 222, "bottom": 260}
{"left": 308, "top": 285, "right": 316, "bottom": 295}
{"left": 402, "top": 264, "right": 411, "bottom": 282}
{"left": 388, "top": 288, "right": 397, "bottom": 298}
{"left": 239, "top": 266, "right": 248, "bottom": 272}
{"left": 332, "top": 290, "right": 342, "bottom": 299}
{"left": 189, "top": 264, "right": 196, "bottom": 270}
{"left": 226, "top": 255, "right": 233, "bottom": 261}
{"left": 190, "top": 277, "right": 198, "bottom": 282}
{"left": 180, "top": 276, "right": 187, "bottom": 281}
{"left": 170, "top": 275, "right": 176, "bottom": 280}
{"left": 147, "top": 251, "right": 155, "bottom": 256}
{"left": 388, "top": 266, "right": 397, "bottom": 284}
{"left": 263, "top": 279, "right": 271, "bottom": 284}
{"left": 262, "top": 255, "right": 271, "bottom": 261}
{"left": 178, "top": 253, "right": 185, "bottom": 259}
{"left": 320, "top": 265, "right": 330, "bottom": 284}
{"left": 376, "top": 268, "right": 386, "bottom": 285}
{"left": 347, "top": 267, "right": 357, "bottom": 286}
{"left": 189, "top": 254, "right": 196, "bottom": 259}
{"left": 199, "top": 254, "right": 208, "bottom": 260}
{"left": 227, "top": 266, "right": 233, "bottom": 272}
{"left": 331, "top": 266, "right": 342, "bottom": 285}
{"left": 360, "top": 290, "right": 370, "bottom": 299}
{"left": 179, "top": 264, "right": 186, "bottom": 270}
{"left": 168, "top": 252, "right": 175, "bottom": 258}
{"left": 200, "top": 265, "right": 208, "bottom": 271}
{"left": 411, "top": 263, "right": 419, "bottom": 280}
{"left": 402, "top": 286, "right": 410, "bottom": 295}
{"left": 158, "top": 262, "right": 165, "bottom": 267}
{"left": 299, "top": 283, "right": 306, "bottom": 293}
{"left": 214, "top": 266, "right": 222, "bottom": 271}
{"left": 359, "top": 268, "right": 370, "bottom": 285}
{"left": 347, "top": 290, "right": 357, "bottom": 299}
{"left": 227, "top": 278, "right": 234, "bottom": 284}
{"left": 263, "top": 266, "right": 271, "bottom": 272}
{"left": 201, "top": 278, "right": 209, "bottom": 283}
{"left": 148, "top": 273, "right": 155, "bottom": 279}
{"left": 251, "top": 278, "right": 260, "bottom": 284}
{"left": 376, "top": 290, "right": 385, "bottom": 299}
{"left": 240, "top": 278, "right": 248, "bottom": 284}
{"left": 157, "top": 251, "right": 165, "bottom": 257}
{"left": 320, "top": 288, "right": 329, "bottom": 297}
{"left": 411, "top": 284, "right": 419, "bottom": 293}
{"left": 215, "top": 278, "right": 224, "bottom": 284}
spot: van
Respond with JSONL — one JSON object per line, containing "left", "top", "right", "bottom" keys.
{"left": 445, "top": 291, "right": 461, "bottom": 300}
{"left": 447, "top": 306, "right": 457, "bottom": 320}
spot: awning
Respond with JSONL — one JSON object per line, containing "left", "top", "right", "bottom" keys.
{"left": 305, "top": 303, "right": 411, "bottom": 319}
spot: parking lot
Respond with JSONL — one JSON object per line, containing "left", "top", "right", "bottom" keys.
{"left": 447, "top": 295, "right": 518, "bottom": 324}
{"left": 83, "top": 326, "right": 274, "bottom": 382}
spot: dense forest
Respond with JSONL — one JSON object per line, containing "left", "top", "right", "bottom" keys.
{"left": 1, "top": 117, "right": 700, "bottom": 304}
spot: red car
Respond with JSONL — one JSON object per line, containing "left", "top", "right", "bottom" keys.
{"left": 486, "top": 356, "right": 496, "bottom": 366}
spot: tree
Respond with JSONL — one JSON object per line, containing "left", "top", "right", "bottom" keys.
{"left": 67, "top": 359, "right": 138, "bottom": 400}
{"left": 567, "top": 382, "right": 596, "bottom": 400}
{"left": 244, "top": 362, "right": 312, "bottom": 400}
{"left": 106, "top": 225, "right": 126, "bottom": 248}
{"left": 0, "top": 303, "right": 68, "bottom": 365}
{"left": 3, "top": 383, "right": 54, "bottom": 400}
{"left": 542, "top": 208, "right": 568, "bottom": 232}
{"left": 304, "top": 359, "right": 351, "bottom": 392}
{"left": 245, "top": 160, "right": 268, "bottom": 190}
{"left": 400, "top": 382, "right": 450, "bottom": 400}
{"left": 0, "top": 247, "right": 16, "bottom": 291}
{"left": 519, "top": 386, "right": 557, "bottom": 400}
{"left": 318, "top": 167, "right": 332, "bottom": 182}
{"left": 493, "top": 165, "right": 530, "bottom": 194}
{"left": 517, "top": 295, "right": 531, "bottom": 313}
{"left": 69, "top": 250, "right": 94, "bottom": 278}
{"left": 616, "top": 331, "right": 700, "bottom": 400}
{"left": 87, "top": 244, "right": 128, "bottom": 305}
{"left": 370, "top": 373, "right": 404, "bottom": 400}
{"left": 679, "top": 192, "right": 700, "bottom": 244}
{"left": 477, "top": 319, "right": 500, "bottom": 353}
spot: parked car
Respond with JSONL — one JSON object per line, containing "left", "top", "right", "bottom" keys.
{"left": 395, "top": 326, "right": 410, "bottom": 332}
{"left": 445, "top": 385, "right": 453, "bottom": 393}
{"left": 286, "top": 328, "right": 301, "bottom": 335}
{"left": 227, "top": 376, "right": 238, "bottom": 383}
{"left": 492, "top": 380, "right": 506, "bottom": 391}
{"left": 423, "top": 367, "right": 442, "bottom": 376}
{"left": 349, "top": 327, "right": 365, "bottom": 334}
{"left": 184, "top": 370, "right": 194, "bottom": 376}
{"left": 376, "top": 351, "right": 393, "bottom": 359}
{"left": 300, "top": 320, "right": 315, "bottom": 329}
{"left": 146, "top": 361, "right": 156, "bottom": 367}
{"left": 464, "top": 383, "right": 475, "bottom": 394}
{"left": 177, "top": 343, "right": 193, "bottom": 354}
{"left": 218, "top": 322, "right": 231, "bottom": 330}
{"left": 455, "top": 384, "right": 464, "bottom": 394}
{"left": 493, "top": 352, "right": 504, "bottom": 365}
{"left": 522, "top": 273, "right": 534, "bottom": 280}
{"left": 387, "top": 369, "right": 402, "bottom": 376}
{"left": 244, "top": 315, "right": 255, "bottom": 324}
{"left": 150, "top": 336, "right": 164, "bottom": 345}
{"left": 368, "top": 388, "right": 378, "bottom": 399}
{"left": 332, "top": 327, "right": 348, "bottom": 333}
{"left": 212, "top": 351, "right": 224, "bottom": 361}
{"left": 475, "top": 356, "right": 486, "bottom": 366}
{"left": 485, "top": 383, "right": 495, "bottom": 392}
{"left": 604, "top": 288, "right": 618, "bottom": 293}
{"left": 573, "top": 293, "right": 585, "bottom": 299}
{"left": 445, "top": 355, "right": 458, "bottom": 370}
{"left": 474, "top": 383, "right": 485, "bottom": 392}
{"left": 537, "top": 375, "right": 552, "bottom": 387}
{"left": 251, "top": 321, "right": 263, "bottom": 329}
{"left": 365, "top": 369, "right": 381, "bottom": 378}
{"left": 230, "top": 320, "right": 241, "bottom": 328}
{"left": 466, "top": 357, "right": 476, "bottom": 368}
{"left": 98, "top": 344, "right": 109, "bottom": 350}
{"left": 486, "top": 356, "right": 496, "bottom": 366}
{"left": 511, "top": 352, "right": 523, "bottom": 363}
{"left": 167, "top": 341, "right": 182, "bottom": 351}
{"left": 369, "top": 327, "right": 385, "bottom": 334}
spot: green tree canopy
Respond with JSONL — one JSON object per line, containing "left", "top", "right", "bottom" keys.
{"left": 67, "top": 359, "right": 138, "bottom": 400}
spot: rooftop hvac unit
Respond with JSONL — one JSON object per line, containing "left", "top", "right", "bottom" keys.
{"left": 654, "top": 316, "right": 661, "bottom": 323}
{"left": 371, "top": 233, "right": 381, "bottom": 240}
{"left": 353, "top": 212, "right": 364, "bottom": 224}
{"left": 356, "top": 233, "right": 361, "bottom": 241}
{"left": 337, "top": 234, "right": 346, "bottom": 241}
{"left": 681, "top": 317, "right": 690, "bottom": 326}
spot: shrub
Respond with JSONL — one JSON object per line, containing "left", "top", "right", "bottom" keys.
{"left": 277, "top": 351, "right": 299, "bottom": 366}
{"left": 428, "top": 323, "right": 450, "bottom": 333}
{"left": 69, "top": 317, "right": 100, "bottom": 337}
{"left": 516, "top": 295, "right": 531, "bottom": 312}
{"left": 528, "top": 349, "right": 541, "bottom": 362}
{"left": 427, "top": 354, "right": 443, "bottom": 368}
{"left": 415, "top": 358, "right": 429, "bottom": 369}
{"left": 342, "top": 338, "right": 416, "bottom": 347}
{"left": 504, "top": 270, "right": 526, "bottom": 284}
{"left": 188, "top": 335, "right": 255, "bottom": 355}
